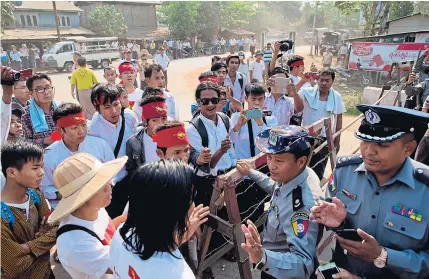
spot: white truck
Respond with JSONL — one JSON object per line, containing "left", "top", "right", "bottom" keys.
{"left": 41, "top": 37, "right": 121, "bottom": 72}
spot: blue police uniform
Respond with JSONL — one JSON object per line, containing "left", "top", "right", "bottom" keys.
{"left": 247, "top": 125, "right": 324, "bottom": 279}
{"left": 327, "top": 105, "right": 429, "bottom": 279}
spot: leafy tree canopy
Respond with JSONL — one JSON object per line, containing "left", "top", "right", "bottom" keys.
{"left": 88, "top": 5, "right": 127, "bottom": 37}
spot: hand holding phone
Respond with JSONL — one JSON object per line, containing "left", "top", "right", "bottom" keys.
{"left": 245, "top": 108, "right": 263, "bottom": 119}
{"left": 318, "top": 262, "right": 341, "bottom": 279}
{"left": 334, "top": 229, "right": 363, "bottom": 241}
{"left": 305, "top": 72, "right": 319, "bottom": 80}
{"left": 274, "top": 77, "right": 291, "bottom": 88}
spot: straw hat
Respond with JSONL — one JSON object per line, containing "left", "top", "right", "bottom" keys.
{"left": 48, "top": 153, "right": 127, "bottom": 223}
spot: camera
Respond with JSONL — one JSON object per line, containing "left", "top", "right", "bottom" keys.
{"left": 279, "top": 40, "right": 294, "bottom": 52}
{"left": 1, "top": 68, "right": 33, "bottom": 86}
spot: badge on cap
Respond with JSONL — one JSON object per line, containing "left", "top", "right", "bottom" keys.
{"left": 365, "top": 109, "right": 381, "bottom": 124}
{"left": 291, "top": 212, "right": 309, "bottom": 238}
{"left": 269, "top": 131, "right": 279, "bottom": 146}
{"left": 392, "top": 204, "right": 422, "bottom": 222}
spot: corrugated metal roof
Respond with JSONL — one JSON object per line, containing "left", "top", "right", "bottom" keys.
{"left": 14, "top": 1, "right": 82, "bottom": 12}
{"left": 346, "top": 30, "right": 429, "bottom": 42}
{"left": 2, "top": 27, "right": 94, "bottom": 41}
{"left": 387, "top": 13, "right": 423, "bottom": 23}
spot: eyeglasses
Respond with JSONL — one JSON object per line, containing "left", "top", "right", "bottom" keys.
{"left": 199, "top": 97, "right": 220, "bottom": 105}
{"left": 33, "top": 86, "right": 54, "bottom": 94}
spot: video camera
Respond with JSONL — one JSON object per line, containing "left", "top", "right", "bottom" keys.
{"left": 279, "top": 40, "right": 294, "bottom": 52}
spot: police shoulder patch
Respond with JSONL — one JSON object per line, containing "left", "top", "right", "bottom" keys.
{"left": 335, "top": 155, "right": 363, "bottom": 169}
{"left": 415, "top": 168, "right": 429, "bottom": 186}
{"left": 290, "top": 212, "right": 310, "bottom": 239}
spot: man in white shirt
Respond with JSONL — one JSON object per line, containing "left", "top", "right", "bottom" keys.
{"left": 118, "top": 62, "right": 143, "bottom": 114}
{"left": 131, "top": 40, "right": 139, "bottom": 60}
{"left": 298, "top": 68, "right": 346, "bottom": 179}
{"left": 339, "top": 44, "right": 348, "bottom": 65}
{"left": 230, "top": 38, "right": 237, "bottom": 53}
{"left": 264, "top": 67, "right": 304, "bottom": 126}
{"left": 231, "top": 82, "right": 277, "bottom": 159}
{"left": 249, "top": 51, "right": 265, "bottom": 83}
{"left": 127, "top": 40, "right": 133, "bottom": 50}
{"left": 287, "top": 55, "right": 314, "bottom": 89}
{"left": 137, "top": 63, "right": 179, "bottom": 120}
{"left": 224, "top": 54, "right": 247, "bottom": 103}
{"left": 154, "top": 47, "right": 171, "bottom": 89}
{"left": 187, "top": 81, "right": 237, "bottom": 206}
{"left": 322, "top": 48, "right": 334, "bottom": 68}
{"left": 41, "top": 103, "right": 115, "bottom": 208}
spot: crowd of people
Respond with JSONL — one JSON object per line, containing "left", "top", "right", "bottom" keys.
{"left": 1, "top": 44, "right": 42, "bottom": 70}
{"left": 1, "top": 39, "right": 429, "bottom": 279}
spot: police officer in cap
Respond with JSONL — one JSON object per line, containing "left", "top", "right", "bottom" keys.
{"left": 236, "top": 125, "right": 323, "bottom": 279}
{"left": 311, "top": 105, "right": 429, "bottom": 279}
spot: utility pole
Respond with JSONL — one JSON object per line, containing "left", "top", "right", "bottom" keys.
{"left": 53, "top": 1, "right": 61, "bottom": 41}
{"left": 309, "top": 2, "right": 317, "bottom": 56}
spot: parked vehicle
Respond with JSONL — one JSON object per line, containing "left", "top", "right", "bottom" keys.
{"left": 304, "top": 27, "right": 329, "bottom": 44}
{"left": 41, "top": 37, "right": 121, "bottom": 72}
{"left": 333, "top": 65, "right": 372, "bottom": 86}
{"left": 199, "top": 45, "right": 222, "bottom": 56}
{"left": 178, "top": 47, "right": 197, "bottom": 58}
{"left": 320, "top": 32, "right": 341, "bottom": 55}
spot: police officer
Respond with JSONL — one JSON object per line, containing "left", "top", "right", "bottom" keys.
{"left": 310, "top": 104, "right": 429, "bottom": 279}
{"left": 236, "top": 125, "right": 323, "bottom": 279}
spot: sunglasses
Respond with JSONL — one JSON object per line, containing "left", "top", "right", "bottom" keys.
{"left": 199, "top": 97, "right": 220, "bottom": 105}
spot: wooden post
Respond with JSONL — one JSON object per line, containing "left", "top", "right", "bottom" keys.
{"left": 324, "top": 118, "right": 337, "bottom": 171}
{"left": 52, "top": 1, "right": 61, "bottom": 41}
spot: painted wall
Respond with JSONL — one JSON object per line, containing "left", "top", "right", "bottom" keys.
{"left": 389, "top": 15, "right": 429, "bottom": 34}
{"left": 14, "top": 11, "right": 80, "bottom": 28}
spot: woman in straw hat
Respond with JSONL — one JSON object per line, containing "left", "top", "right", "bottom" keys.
{"left": 48, "top": 153, "right": 127, "bottom": 279}
{"left": 109, "top": 159, "right": 209, "bottom": 278}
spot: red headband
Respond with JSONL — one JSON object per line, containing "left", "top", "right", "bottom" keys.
{"left": 119, "top": 63, "right": 136, "bottom": 74}
{"left": 142, "top": 101, "right": 167, "bottom": 120}
{"left": 50, "top": 112, "right": 86, "bottom": 141}
{"left": 199, "top": 76, "right": 218, "bottom": 83}
{"left": 289, "top": 60, "right": 304, "bottom": 68}
{"left": 152, "top": 125, "right": 189, "bottom": 148}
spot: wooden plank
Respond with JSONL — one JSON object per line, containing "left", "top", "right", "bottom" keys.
{"left": 306, "top": 118, "right": 325, "bottom": 136}
{"left": 202, "top": 242, "right": 234, "bottom": 270}
{"left": 232, "top": 224, "right": 253, "bottom": 279}
{"left": 197, "top": 225, "right": 213, "bottom": 277}
{"left": 324, "top": 118, "right": 337, "bottom": 172}
{"left": 206, "top": 213, "right": 234, "bottom": 237}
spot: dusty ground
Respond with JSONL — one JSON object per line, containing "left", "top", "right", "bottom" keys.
{"left": 45, "top": 45, "right": 361, "bottom": 279}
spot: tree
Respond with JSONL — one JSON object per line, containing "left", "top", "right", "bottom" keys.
{"left": 159, "top": 2, "right": 200, "bottom": 38}
{"left": 88, "top": 5, "right": 127, "bottom": 37}
{"left": 1, "top": 1, "right": 14, "bottom": 33}
{"left": 389, "top": 1, "right": 414, "bottom": 20}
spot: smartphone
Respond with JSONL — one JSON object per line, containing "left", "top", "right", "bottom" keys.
{"left": 335, "top": 229, "right": 362, "bottom": 241}
{"left": 262, "top": 110, "right": 272, "bottom": 117}
{"left": 305, "top": 72, "right": 319, "bottom": 80}
{"left": 245, "top": 109, "right": 263, "bottom": 119}
{"left": 318, "top": 262, "right": 341, "bottom": 279}
{"left": 20, "top": 68, "right": 33, "bottom": 79}
{"left": 274, "top": 76, "right": 291, "bottom": 88}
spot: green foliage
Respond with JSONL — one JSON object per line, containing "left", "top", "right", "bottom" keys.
{"left": 88, "top": 5, "right": 127, "bottom": 37}
{"left": 389, "top": 2, "right": 414, "bottom": 20}
{"left": 1, "top": 1, "right": 14, "bottom": 33}
{"left": 414, "top": 2, "right": 429, "bottom": 16}
{"left": 161, "top": 1, "right": 256, "bottom": 39}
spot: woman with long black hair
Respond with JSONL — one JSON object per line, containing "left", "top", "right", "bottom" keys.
{"left": 109, "top": 159, "right": 209, "bottom": 278}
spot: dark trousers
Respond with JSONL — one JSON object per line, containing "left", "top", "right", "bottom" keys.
{"left": 309, "top": 144, "right": 329, "bottom": 180}
{"left": 106, "top": 174, "right": 131, "bottom": 218}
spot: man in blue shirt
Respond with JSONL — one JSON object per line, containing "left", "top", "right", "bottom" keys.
{"left": 9, "top": 45, "right": 22, "bottom": 71}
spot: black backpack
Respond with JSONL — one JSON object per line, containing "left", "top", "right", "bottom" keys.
{"left": 190, "top": 112, "right": 230, "bottom": 147}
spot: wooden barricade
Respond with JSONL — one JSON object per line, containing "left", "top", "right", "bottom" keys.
{"left": 196, "top": 117, "right": 337, "bottom": 279}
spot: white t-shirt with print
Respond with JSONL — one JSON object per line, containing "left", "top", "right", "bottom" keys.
{"left": 109, "top": 225, "right": 195, "bottom": 279}
{"left": 127, "top": 88, "right": 144, "bottom": 120}
{"left": 56, "top": 208, "right": 115, "bottom": 279}
{"left": 249, "top": 60, "right": 265, "bottom": 83}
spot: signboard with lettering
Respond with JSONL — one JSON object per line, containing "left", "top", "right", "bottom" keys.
{"left": 348, "top": 42, "right": 429, "bottom": 72}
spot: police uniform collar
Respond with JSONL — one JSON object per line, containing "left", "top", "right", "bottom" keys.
{"left": 278, "top": 167, "right": 309, "bottom": 199}
{"left": 354, "top": 157, "right": 416, "bottom": 189}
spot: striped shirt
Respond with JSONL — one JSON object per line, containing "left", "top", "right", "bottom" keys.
{"left": 264, "top": 92, "right": 294, "bottom": 126}
{"left": 263, "top": 49, "right": 273, "bottom": 63}
{"left": 22, "top": 103, "right": 57, "bottom": 145}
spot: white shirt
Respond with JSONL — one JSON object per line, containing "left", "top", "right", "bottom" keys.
{"left": 238, "top": 63, "right": 250, "bottom": 81}
{"left": 230, "top": 39, "right": 237, "bottom": 46}
{"left": 249, "top": 60, "right": 265, "bottom": 83}
{"left": 109, "top": 225, "right": 195, "bottom": 279}
{"left": 88, "top": 109, "right": 138, "bottom": 182}
{"left": 289, "top": 74, "right": 312, "bottom": 88}
{"left": 183, "top": 42, "right": 191, "bottom": 48}
{"left": 57, "top": 209, "right": 115, "bottom": 279}
{"left": 264, "top": 93, "right": 295, "bottom": 126}
{"left": 131, "top": 44, "right": 138, "bottom": 52}
{"left": 127, "top": 88, "right": 144, "bottom": 119}
{"left": 143, "top": 131, "right": 160, "bottom": 163}
{"left": 127, "top": 43, "right": 133, "bottom": 49}
{"left": 133, "top": 90, "right": 179, "bottom": 121}
{"left": 40, "top": 135, "right": 115, "bottom": 202}
{"left": 299, "top": 90, "right": 346, "bottom": 136}
{"left": 224, "top": 73, "right": 247, "bottom": 103}
{"left": 186, "top": 114, "right": 237, "bottom": 176}
{"left": 230, "top": 113, "right": 277, "bottom": 159}
{"left": 154, "top": 53, "right": 170, "bottom": 71}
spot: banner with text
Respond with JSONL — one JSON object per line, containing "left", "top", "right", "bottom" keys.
{"left": 348, "top": 42, "right": 429, "bottom": 72}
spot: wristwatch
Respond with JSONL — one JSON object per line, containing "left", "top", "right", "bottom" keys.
{"left": 374, "top": 247, "right": 388, "bottom": 268}
{"left": 253, "top": 251, "right": 267, "bottom": 271}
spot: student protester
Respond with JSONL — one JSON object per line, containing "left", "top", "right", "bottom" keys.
{"left": 231, "top": 81, "right": 277, "bottom": 160}
{"left": 7, "top": 103, "right": 24, "bottom": 142}
{"left": 237, "top": 51, "right": 249, "bottom": 81}
{"left": 40, "top": 103, "right": 114, "bottom": 208}
{"left": 118, "top": 62, "right": 144, "bottom": 113}
{"left": 103, "top": 66, "right": 117, "bottom": 85}
{"left": 236, "top": 126, "right": 323, "bottom": 279}
{"left": 110, "top": 160, "right": 209, "bottom": 278}
{"left": 250, "top": 50, "right": 266, "bottom": 83}
{"left": 140, "top": 63, "right": 179, "bottom": 120}
{"left": 70, "top": 57, "right": 98, "bottom": 120}
{"left": 138, "top": 51, "right": 152, "bottom": 90}
{"left": 224, "top": 54, "right": 247, "bottom": 103}
{"left": 288, "top": 55, "right": 313, "bottom": 89}
{"left": 49, "top": 153, "right": 127, "bottom": 279}
{"left": 88, "top": 84, "right": 139, "bottom": 187}
{"left": 22, "top": 73, "right": 59, "bottom": 146}
{"left": 264, "top": 67, "right": 304, "bottom": 126}
{"left": 12, "top": 78, "right": 31, "bottom": 108}
{"left": 298, "top": 68, "right": 346, "bottom": 179}
{"left": 186, "top": 81, "right": 237, "bottom": 207}
{"left": 154, "top": 46, "right": 170, "bottom": 89}
{"left": 1, "top": 140, "right": 58, "bottom": 279}
{"left": 310, "top": 105, "right": 429, "bottom": 279}
{"left": 116, "top": 84, "right": 130, "bottom": 109}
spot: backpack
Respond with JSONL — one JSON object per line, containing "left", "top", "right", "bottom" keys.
{"left": 1, "top": 189, "right": 41, "bottom": 230}
{"left": 190, "top": 112, "right": 230, "bottom": 148}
